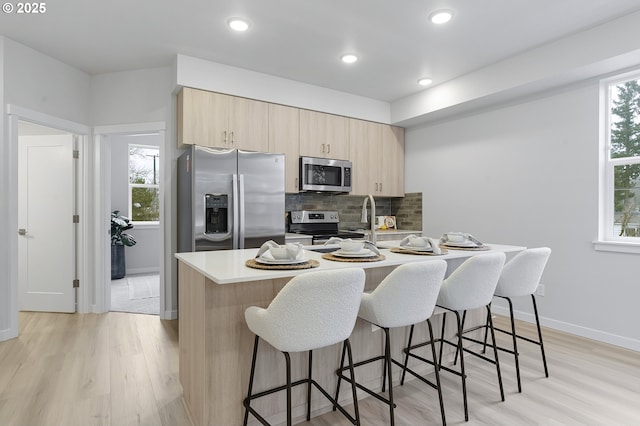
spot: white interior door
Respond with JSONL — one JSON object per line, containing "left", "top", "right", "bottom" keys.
{"left": 18, "top": 134, "right": 76, "bottom": 313}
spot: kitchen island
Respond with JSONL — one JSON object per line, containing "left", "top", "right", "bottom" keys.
{"left": 175, "top": 242, "right": 525, "bottom": 426}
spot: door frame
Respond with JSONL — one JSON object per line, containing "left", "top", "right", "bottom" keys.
{"left": 6, "top": 105, "right": 91, "bottom": 337}
{"left": 93, "top": 122, "right": 168, "bottom": 318}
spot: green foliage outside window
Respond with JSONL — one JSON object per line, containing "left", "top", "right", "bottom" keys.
{"left": 129, "top": 146, "right": 160, "bottom": 222}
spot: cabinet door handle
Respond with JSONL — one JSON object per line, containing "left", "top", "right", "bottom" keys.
{"left": 18, "top": 228, "right": 27, "bottom": 236}
{"left": 321, "top": 143, "right": 325, "bottom": 153}
{"left": 327, "top": 144, "right": 331, "bottom": 154}
{"left": 375, "top": 182, "right": 378, "bottom": 191}
{"left": 379, "top": 182, "right": 382, "bottom": 192}
{"left": 223, "top": 130, "right": 227, "bottom": 145}
{"left": 294, "top": 177, "right": 298, "bottom": 190}
{"left": 230, "top": 131, "right": 235, "bottom": 144}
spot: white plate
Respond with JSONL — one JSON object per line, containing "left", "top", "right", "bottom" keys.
{"left": 333, "top": 249, "right": 377, "bottom": 258}
{"left": 400, "top": 245, "right": 433, "bottom": 252}
{"left": 255, "top": 256, "right": 309, "bottom": 265}
{"left": 443, "top": 241, "right": 480, "bottom": 248}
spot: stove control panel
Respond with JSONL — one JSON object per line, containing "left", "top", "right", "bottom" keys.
{"left": 289, "top": 210, "right": 339, "bottom": 223}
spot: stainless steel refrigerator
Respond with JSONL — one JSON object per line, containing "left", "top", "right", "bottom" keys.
{"left": 177, "top": 146, "right": 285, "bottom": 252}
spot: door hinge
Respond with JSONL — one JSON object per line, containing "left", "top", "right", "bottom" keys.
{"left": 73, "top": 279, "right": 80, "bottom": 288}
{"left": 73, "top": 150, "right": 79, "bottom": 159}
{"left": 73, "top": 214, "right": 80, "bottom": 223}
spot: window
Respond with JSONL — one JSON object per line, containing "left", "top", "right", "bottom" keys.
{"left": 599, "top": 71, "right": 640, "bottom": 249}
{"left": 129, "top": 144, "right": 159, "bottom": 223}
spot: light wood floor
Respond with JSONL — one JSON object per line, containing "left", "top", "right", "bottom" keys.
{"left": 1, "top": 312, "right": 639, "bottom": 426}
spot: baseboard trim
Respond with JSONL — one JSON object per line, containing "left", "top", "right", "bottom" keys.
{"left": 126, "top": 267, "right": 160, "bottom": 275}
{"left": 0, "top": 327, "right": 18, "bottom": 342}
{"left": 491, "top": 305, "right": 640, "bottom": 352}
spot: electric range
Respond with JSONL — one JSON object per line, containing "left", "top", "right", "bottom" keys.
{"left": 287, "top": 210, "right": 365, "bottom": 245}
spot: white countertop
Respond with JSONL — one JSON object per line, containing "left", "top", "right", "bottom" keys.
{"left": 175, "top": 240, "right": 526, "bottom": 285}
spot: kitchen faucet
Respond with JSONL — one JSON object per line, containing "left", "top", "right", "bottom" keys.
{"left": 361, "top": 194, "right": 377, "bottom": 246}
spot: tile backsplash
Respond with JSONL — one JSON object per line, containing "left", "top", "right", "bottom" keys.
{"left": 285, "top": 192, "right": 422, "bottom": 231}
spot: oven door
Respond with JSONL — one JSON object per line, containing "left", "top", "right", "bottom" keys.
{"left": 299, "top": 157, "right": 352, "bottom": 193}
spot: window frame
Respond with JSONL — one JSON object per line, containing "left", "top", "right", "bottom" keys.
{"left": 595, "top": 69, "right": 640, "bottom": 253}
{"left": 128, "top": 143, "right": 160, "bottom": 225}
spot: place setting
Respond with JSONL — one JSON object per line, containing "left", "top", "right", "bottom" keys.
{"left": 320, "top": 237, "right": 385, "bottom": 262}
{"left": 390, "top": 235, "right": 447, "bottom": 255}
{"left": 246, "top": 241, "right": 320, "bottom": 270}
{"left": 439, "top": 232, "right": 490, "bottom": 250}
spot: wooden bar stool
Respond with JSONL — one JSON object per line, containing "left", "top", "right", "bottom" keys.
{"left": 243, "top": 268, "right": 365, "bottom": 426}
{"left": 334, "top": 261, "right": 448, "bottom": 426}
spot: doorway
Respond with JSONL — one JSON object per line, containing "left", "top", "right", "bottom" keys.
{"left": 94, "top": 122, "right": 167, "bottom": 318}
{"left": 108, "top": 133, "right": 161, "bottom": 315}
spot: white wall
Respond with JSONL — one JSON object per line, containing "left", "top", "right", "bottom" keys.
{"left": 4, "top": 38, "right": 91, "bottom": 124}
{"left": 0, "top": 37, "right": 12, "bottom": 340}
{"left": 109, "top": 133, "right": 161, "bottom": 275}
{"left": 405, "top": 82, "right": 640, "bottom": 350}
{"left": 1, "top": 37, "right": 91, "bottom": 338}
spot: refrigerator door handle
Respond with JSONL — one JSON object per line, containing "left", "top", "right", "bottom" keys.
{"left": 238, "top": 174, "right": 246, "bottom": 249}
{"left": 232, "top": 174, "right": 239, "bottom": 249}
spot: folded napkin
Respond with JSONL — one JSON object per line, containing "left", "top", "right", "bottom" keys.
{"left": 255, "top": 240, "right": 279, "bottom": 258}
{"left": 399, "top": 235, "right": 441, "bottom": 254}
{"left": 363, "top": 241, "right": 381, "bottom": 255}
{"left": 439, "top": 232, "right": 483, "bottom": 247}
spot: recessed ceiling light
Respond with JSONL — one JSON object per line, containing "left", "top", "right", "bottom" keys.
{"left": 341, "top": 54, "right": 358, "bottom": 64}
{"left": 227, "top": 17, "right": 250, "bottom": 32}
{"left": 429, "top": 9, "right": 454, "bottom": 24}
{"left": 418, "top": 78, "right": 433, "bottom": 86}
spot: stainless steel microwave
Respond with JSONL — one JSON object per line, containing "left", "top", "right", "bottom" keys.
{"left": 299, "top": 156, "right": 352, "bottom": 193}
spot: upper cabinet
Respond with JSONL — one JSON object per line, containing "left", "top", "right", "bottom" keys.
{"left": 299, "top": 109, "right": 349, "bottom": 160}
{"left": 349, "top": 119, "right": 405, "bottom": 197}
{"left": 269, "top": 104, "right": 300, "bottom": 193}
{"left": 379, "top": 125, "right": 404, "bottom": 197}
{"left": 177, "top": 87, "right": 269, "bottom": 152}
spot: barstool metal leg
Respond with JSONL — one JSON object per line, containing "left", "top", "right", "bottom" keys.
{"left": 344, "top": 339, "right": 361, "bottom": 426}
{"left": 532, "top": 294, "right": 549, "bottom": 377}
{"left": 284, "top": 352, "right": 292, "bottom": 426}
{"left": 333, "top": 341, "right": 348, "bottom": 409}
{"left": 383, "top": 328, "right": 395, "bottom": 426}
{"left": 243, "top": 335, "right": 260, "bottom": 426}
{"left": 505, "top": 297, "right": 522, "bottom": 392}
{"left": 427, "top": 318, "right": 447, "bottom": 426}
{"left": 486, "top": 306, "right": 505, "bottom": 401}
{"left": 307, "top": 350, "right": 313, "bottom": 421}
{"left": 453, "top": 310, "right": 469, "bottom": 421}
{"left": 400, "top": 324, "right": 415, "bottom": 385}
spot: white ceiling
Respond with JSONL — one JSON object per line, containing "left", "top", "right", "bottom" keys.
{"left": 2, "top": 0, "right": 640, "bottom": 102}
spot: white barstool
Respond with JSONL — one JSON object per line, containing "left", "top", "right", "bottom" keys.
{"left": 491, "top": 247, "right": 551, "bottom": 392}
{"left": 403, "top": 252, "right": 506, "bottom": 422}
{"left": 334, "top": 260, "right": 448, "bottom": 426}
{"left": 243, "top": 268, "right": 365, "bottom": 426}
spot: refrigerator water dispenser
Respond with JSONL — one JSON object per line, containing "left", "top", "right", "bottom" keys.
{"left": 205, "top": 194, "right": 228, "bottom": 234}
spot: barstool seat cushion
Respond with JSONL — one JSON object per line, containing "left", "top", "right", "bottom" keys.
{"left": 358, "top": 260, "right": 447, "bottom": 328}
{"left": 245, "top": 268, "right": 365, "bottom": 353}
{"left": 437, "top": 252, "right": 506, "bottom": 311}
{"left": 494, "top": 247, "right": 551, "bottom": 298}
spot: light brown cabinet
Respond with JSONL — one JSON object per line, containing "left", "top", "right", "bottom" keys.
{"left": 349, "top": 119, "right": 405, "bottom": 197}
{"left": 268, "top": 104, "right": 300, "bottom": 193}
{"left": 177, "top": 87, "right": 269, "bottom": 151}
{"left": 299, "top": 109, "right": 349, "bottom": 160}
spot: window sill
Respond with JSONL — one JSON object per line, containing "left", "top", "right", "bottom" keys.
{"left": 132, "top": 221, "right": 160, "bottom": 230}
{"left": 593, "top": 240, "right": 640, "bottom": 254}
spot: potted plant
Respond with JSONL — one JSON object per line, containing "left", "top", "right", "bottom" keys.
{"left": 111, "top": 210, "right": 137, "bottom": 279}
